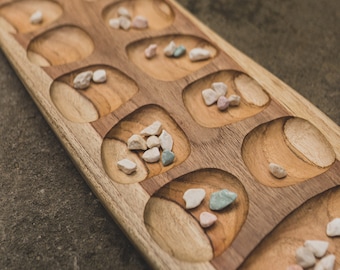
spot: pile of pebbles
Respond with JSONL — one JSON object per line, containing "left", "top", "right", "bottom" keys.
{"left": 117, "top": 121, "right": 175, "bottom": 175}
{"left": 183, "top": 188, "right": 237, "bottom": 228}
{"left": 109, "top": 7, "right": 148, "bottom": 30}
{"left": 287, "top": 218, "right": 340, "bottom": 270}
{"left": 72, "top": 69, "right": 107, "bottom": 90}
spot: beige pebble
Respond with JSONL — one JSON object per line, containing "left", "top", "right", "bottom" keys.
{"left": 144, "top": 44, "right": 157, "bottom": 59}
{"left": 132, "top": 15, "right": 148, "bottom": 29}
{"left": 295, "top": 246, "right": 316, "bottom": 268}
{"left": 119, "top": 16, "right": 131, "bottom": 30}
{"left": 140, "top": 121, "right": 162, "bottom": 136}
{"left": 183, "top": 188, "right": 206, "bottom": 209}
{"left": 109, "top": 18, "right": 120, "bottom": 29}
{"left": 212, "top": 82, "right": 228, "bottom": 97}
{"left": 304, "top": 240, "right": 329, "bottom": 258}
{"left": 228, "top": 94, "right": 241, "bottom": 106}
{"left": 73, "top": 71, "right": 93, "bottom": 89}
{"left": 30, "top": 10, "right": 43, "bottom": 24}
{"left": 127, "top": 134, "right": 147, "bottom": 150}
{"left": 117, "top": 7, "right": 131, "bottom": 18}
{"left": 117, "top": 159, "right": 137, "bottom": 174}
{"left": 163, "top": 40, "right": 176, "bottom": 57}
{"left": 202, "top": 88, "right": 218, "bottom": 106}
{"left": 142, "top": 147, "right": 160, "bottom": 163}
{"left": 286, "top": 265, "right": 303, "bottom": 270}
{"left": 92, "top": 69, "right": 106, "bottom": 83}
{"left": 269, "top": 162, "right": 287, "bottom": 179}
{"left": 146, "top": 135, "right": 160, "bottom": 149}
{"left": 314, "top": 254, "right": 336, "bottom": 270}
{"left": 199, "top": 212, "right": 217, "bottom": 228}
{"left": 326, "top": 218, "right": 340, "bottom": 237}
{"left": 189, "top": 48, "right": 211, "bottom": 61}
{"left": 159, "top": 130, "right": 173, "bottom": 151}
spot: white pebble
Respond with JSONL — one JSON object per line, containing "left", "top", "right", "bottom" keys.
{"left": 127, "top": 134, "right": 147, "bottom": 150}
{"left": 314, "top": 254, "right": 336, "bottom": 270}
{"left": 140, "top": 121, "right": 162, "bottom": 136}
{"left": 183, "top": 188, "right": 206, "bottom": 209}
{"left": 119, "top": 16, "right": 131, "bottom": 30}
{"left": 304, "top": 240, "right": 329, "bottom": 258}
{"left": 326, "top": 218, "right": 340, "bottom": 237}
{"left": 295, "top": 246, "right": 316, "bottom": 268}
{"left": 163, "top": 40, "right": 177, "bottom": 57}
{"left": 117, "top": 159, "right": 137, "bottom": 174}
{"left": 269, "top": 162, "right": 287, "bottom": 179}
{"left": 132, "top": 15, "right": 148, "bottom": 29}
{"left": 202, "top": 88, "right": 218, "bottom": 106}
{"left": 109, "top": 18, "right": 120, "bottom": 29}
{"left": 73, "top": 71, "right": 93, "bottom": 89}
{"left": 199, "top": 212, "right": 217, "bottom": 228}
{"left": 146, "top": 135, "right": 160, "bottom": 149}
{"left": 92, "top": 69, "right": 106, "bottom": 83}
{"left": 228, "top": 94, "right": 241, "bottom": 106}
{"left": 142, "top": 147, "right": 160, "bottom": 163}
{"left": 30, "top": 10, "right": 43, "bottom": 24}
{"left": 189, "top": 48, "right": 211, "bottom": 61}
{"left": 217, "top": 96, "right": 230, "bottom": 111}
{"left": 212, "top": 82, "right": 228, "bottom": 97}
{"left": 159, "top": 130, "right": 173, "bottom": 151}
{"left": 117, "top": 7, "right": 131, "bottom": 18}
{"left": 144, "top": 44, "right": 157, "bottom": 59}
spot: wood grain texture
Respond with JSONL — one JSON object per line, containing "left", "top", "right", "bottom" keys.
{"left": 0, "top": 0, "right": 339, "bottom": 269}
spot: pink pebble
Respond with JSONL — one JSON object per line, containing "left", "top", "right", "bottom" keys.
{"left": 286, "top": 265, "right": 303, "bottom": 270}
{"left": 132, "top": 15, "right": 148, "bottom": 29}
{"left": 144, "top": 44, "right": 157, "bottom": 59}
{"left": 217, "top": 96, "right": 230, "bottom": 111}
{"left": 199, "top": 212, "right": 217, "bottom": 228}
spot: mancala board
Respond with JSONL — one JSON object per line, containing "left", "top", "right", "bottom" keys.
{"left": 0, "top": 0, "right": 339, "bottom": 269}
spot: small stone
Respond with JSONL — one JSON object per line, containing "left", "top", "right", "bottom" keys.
{"left": 202, "top": 88, "right": 218, "bottom": 106}
{"left": 117, "top": 7, "right": 131, "bottom": 18}
{"left": 30, "top": 10, "right": 43, "bottom": 24}
{"left": 269, "top": 162, "right": 287, "bottom": 179}
{"left": 189, "top": 48, "right": 211, "bottom": 61}
{"left": 183, "top": 188, "right": 206, "bottom": 209}
{"left": 209, "top": 189, "right": 237, "bottom": 211}
{"left": 173, "top": 45, "right": 186, "bottom": 58}
{"left": 326, "top": 218, "right": 340, "bottom": 237}
{"left": 109, "top": 18, "right": 120, "bottom": 29}
{"left": 146, "top": 135, "right": 160, "bottom": 149}
{"left": 92, "top": 69, "right": 106, "bottom": 83}
{"left": 161, "top": 150, "right": 175, "bottom": 166}
{"left": 140, "top": 121, "right": 162, "bottom": 136}
{"left": 228, "top": 94, "right": 241, "bottom": 106}
{"left": 212, "top": 82, "right": 228, "bottom": 97}
{"left": 119, "top": 16, "right": 131, "bottom": 30}
{"left": 127, "top": 134, "right": 147, "bottom": 150}
{"left": 199, "top": 212, "right": 217, "bottom": 228}
{"left": 142, "top": 147, "right": 160, "bottom": 163}
{"left": 132, "top": 15, "right": 148, "bottom": 29}
{"left": 217, "top": 96, "right": 230, "bottom": 111}
{"left": 314, "top": 254, "right": 336, "bottom": 270}
{"left": 144, "top": 44, "right": 157, "bottom": 59}
{"left": 117, "top": 159, "right": 137, "bottom": 174}
{"left": 73, "top": 71, "right": 93, "bottom": 89}
{"left": 159, "top": 130, "right": 173, "bottom": 151}
{"left": 286, "top": 265, "right": 303, "bottom": 270}
{"left": 164, "top": 40, "right": 176, "bottom": 57}
{"left": 295, "top": 246, "right": 316, "bottom": 268}
{"left": 304, "top": 240, "right": 329, "bottom": 257}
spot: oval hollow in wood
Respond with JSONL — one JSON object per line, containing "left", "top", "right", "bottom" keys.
{"left": 242, "top": 117, "right": 336, "bottom": 187}
{"left": 50, "top": 65, "right": 138, "bottom": 123}
{"left": 144, "top": 168, "right": 248, "bottom": 262}
{"left": 0, "top": 0, "right": 63, "bottom": 34}
{"left": 27, "top": 25, "right": 94, "bottom": 66}
{"left": 101, "top": 104, "right": 190, "bottom": 184}
{"left": 183, "top": 70, "right": 270, "bottom": 128}
{"left": 126, "top": 34, "right": 217, "bottom": 81}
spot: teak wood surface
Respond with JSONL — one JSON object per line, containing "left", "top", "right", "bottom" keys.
{"left": 0, "top": 0, "right": 339, "bottom": 269}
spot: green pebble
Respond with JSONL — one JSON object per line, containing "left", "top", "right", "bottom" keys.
{"left": 209, "top": 189, "right": 237, "bottom": 211}
{"left": 173, "top": 45, "right": 186, "bottom": 58}
{"left": 161, "top": 150, "right": 175, "bottom": 166}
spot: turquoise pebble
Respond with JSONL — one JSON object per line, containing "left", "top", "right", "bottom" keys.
{"left": 161, "top": 150, "right": 175, "bottom": 166}
{"left": 173, "top": 45, "right": 186, "bottom": 58}
{"left": 209, "top": 189, "right": 237, "bottom": 211}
